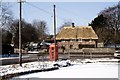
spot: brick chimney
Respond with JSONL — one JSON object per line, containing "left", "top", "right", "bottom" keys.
{"left": 72, "top": 23, "right": 75, "bottom": 27}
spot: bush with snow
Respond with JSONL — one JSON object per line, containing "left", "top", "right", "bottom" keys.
{"left": 52, "top": 60, "right": 71, "bottom": 67}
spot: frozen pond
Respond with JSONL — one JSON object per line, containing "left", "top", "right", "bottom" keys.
{"left": 16, "top": 63, "right": 119, "bottom": 78}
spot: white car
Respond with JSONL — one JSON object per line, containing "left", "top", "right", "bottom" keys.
{"left": 114, "top": 51, "right": 120, "bottom": 59}
{"left": 28, "top": 51, "right": 39, "bottom": 53}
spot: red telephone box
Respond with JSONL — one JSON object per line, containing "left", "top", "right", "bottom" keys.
{"left": 49, "top": 44, "right": 58, "bottom": 61}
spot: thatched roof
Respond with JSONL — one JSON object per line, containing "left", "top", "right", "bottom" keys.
{"left": 56, "top": 26, "right": 98, "bottom": 40}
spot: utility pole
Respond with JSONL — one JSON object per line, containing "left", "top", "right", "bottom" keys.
{"left": 53, "top": 4, "right": 56, "bottom": 61}
{"left": 0, "top": 0, "right": 2, "bottom": 57}
{"left": 18, "top": 0, "right": 22, "bottom": 66}
{"left": 115, "top": 25, "right": 117, "bottom": 50}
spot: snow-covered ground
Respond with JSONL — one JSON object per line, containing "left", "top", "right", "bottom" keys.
{"left": 0, "top": 61, "right": 55, "bottom": 77}
{"left": 14, "top": 59, "right": 119, "bottom": 78}
{"left": 0, "top": 58, "right": 119, "bottom": 79}
{"left": 16, "top": 63, "right": 118, "bottom": 78}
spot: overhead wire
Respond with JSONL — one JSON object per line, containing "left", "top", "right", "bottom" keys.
{"left": 25, "top": 2, "right": 53, "bottom": 16}
{"left": 4, "top": 2, "right": 91, "bottom": 23}
{"left": 11, "top": 2, "right": 89, "bottom": 28}
{"left": 24, "top": 2, "right": 66, "bottom": 21}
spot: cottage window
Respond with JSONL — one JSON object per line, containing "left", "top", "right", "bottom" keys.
{"left": 70, "top": 40, "right": 75, "bottom": 42}
{"left": 78, "top": 44, "right": 82, "bottom": 49}
{"left": 78, "top": 39, "right": 82, "bottom": 42}
{"left": 62, "top": 40, "right": 65, "bottom": 42}
{"left": 70, "top": 40, "right": 73, "bottom": 42}
{"left": 70, "top": 45, "right": 73, "bottom": 49}
{"left": 89, "top": 38, "right": 92, "bottom": 42}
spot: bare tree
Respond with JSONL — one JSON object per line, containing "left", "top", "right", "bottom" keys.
{"left": 58, "top": 21, "right": 73, "bottom": 32}
{"left": 10, "top": 19, "right": 39, "bottom": 48}
{"left": 32, "top": 20, "right": 48, "bottom": 41}
{"left": 100, "top": 2, "right": 120, "bottom": 43}
{"left": 90, "top": 2, "right": 120, "bottom": 44}
{"left": 0, "top": 2, "right": 13, "bottom": 30}
{"left": 2, "top": 29, "right": 12, "bottom": 44}
{"left": 0, "top": 2, "right": 13, "bottom": 46}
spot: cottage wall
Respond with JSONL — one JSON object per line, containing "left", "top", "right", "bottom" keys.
{"left": 56, "top": 26, "right": 98, "bottom": 49}
{"left": 58, "top": 40, "right": 96, "bottom": 50}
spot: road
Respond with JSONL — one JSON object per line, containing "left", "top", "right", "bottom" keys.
{"left": 0, "top": 54, "right": 47, "bottom": 65}
{"left": 0, "top": 53, "right": 68, "bottom": 65}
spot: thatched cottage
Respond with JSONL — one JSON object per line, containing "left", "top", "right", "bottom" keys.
{"left": 56, "top": 25, "right": 98, "bottom": 49}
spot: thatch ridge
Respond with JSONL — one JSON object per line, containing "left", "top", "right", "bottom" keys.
{"left": 56, "top": 26, "right": 98, "bottom": 40}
